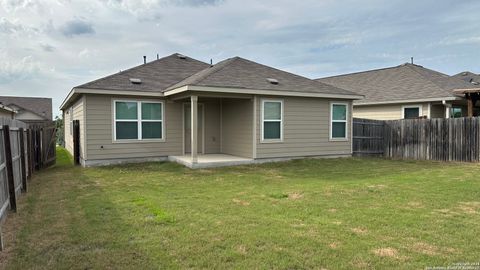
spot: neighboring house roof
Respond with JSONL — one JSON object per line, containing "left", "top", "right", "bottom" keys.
{"left": 62, "top": 53, "right": 362, "bottom": 109}
{"left": 8, "top": 104, "right": 50, "bottom": 121}
{"left": 0, "top": 96, "right": 52, "bottom": 120}
{"left": 453, "top": 71, "right": 480, "bottom": 86}
{"left": 75, "top": 53, "right": 211, "bottom": 92}
{"left": 317, "top": 63, "right": 475, "bottom": 105}
{"left": 166, "top": 57, "right": 357, "bottom": 96}
{"left": 0, "top": 103, "right": 16, "bottom": 114}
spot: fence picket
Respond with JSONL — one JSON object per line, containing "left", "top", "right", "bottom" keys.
{"left": 353, "top": 117, "right": 480, "bottom": 162}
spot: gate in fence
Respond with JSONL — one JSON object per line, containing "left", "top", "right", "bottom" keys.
{"left": 0, "top": 118, "right": 57, "bottom": 249}
{"left": 353, "top": 117, "right": 480, "bottom": 162}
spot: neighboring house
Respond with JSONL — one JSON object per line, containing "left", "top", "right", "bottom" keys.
{"left": 453, "top": 71, "right": 480, "bottom": 86}
{"left": 0, "top": 96, "right": 53, "bottom": 124}
{"left": 0, "top": 103, "right": 16, "bottom": 119}
{"left": 317, "top": 63, "right": 478, "bottom": 120}
{"left": 60, "top": 53, "right": 362, "bottom": 168}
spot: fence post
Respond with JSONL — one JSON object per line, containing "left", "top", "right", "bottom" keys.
{"left": 26, "top": 129, "right": 33, "bottom": 178}
{"left": 19, "top": 128, "right": 27, "bottom": 193}
{"left": 3, "top": 125, "right": 16, "bottom": 212}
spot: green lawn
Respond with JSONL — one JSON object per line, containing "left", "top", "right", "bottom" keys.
{"left": 3, "top": 147, "right": 480, "bottom": 269}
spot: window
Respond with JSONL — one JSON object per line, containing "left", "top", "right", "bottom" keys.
{"left": 402, "top": 105, "right": 422, "bottom": 119}
{"left": 262, "top": 100, "right": 283, "bottom": 141}
{"left": 330, "top": 103, "right": 348, "bottom": 140}
{"left": 451, "top": 107, "right": 462, "bottom": 118}
{"left": 114, "top": 100, "right": 163, "bottom": 141}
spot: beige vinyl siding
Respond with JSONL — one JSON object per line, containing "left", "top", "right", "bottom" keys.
{"left": 64, "top": 96, "right": 86, "bottom": 159}
{"left": 221, "top": 99, "right": 253, "bottom": 158}
{"left": 85, "top": 94, "right": 183, "bottom": 160}
{"left": 353, "top": 103, "right": 430, "bottom": 120}
{"left": 256, "top": 96, "right": 352, "bottom": 159}
{"left": 203, "top": 100, "right": 221, "bottom": 154}
{"left": 430, "top": 104, "right": 446, "bottom": 118}
{"left": 0, "top": 109, "right": 13, "bottom": 119}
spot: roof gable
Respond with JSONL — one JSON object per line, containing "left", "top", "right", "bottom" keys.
{"left": 317, "top": 63, "right": 475, "bottom": 104}
{"left": 75, "top": 53, "right": 211, "bottom": 92}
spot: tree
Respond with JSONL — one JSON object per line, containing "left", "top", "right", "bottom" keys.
{"left": 55, "top": 115, "right": 64, "bottom": 146}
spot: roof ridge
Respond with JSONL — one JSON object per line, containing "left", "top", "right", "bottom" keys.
{"left": 165, "top": 57, "right": 239, "bottom": 90}
{"left": 233, "top": 57, "right": 360, "bottom": 95}
{"left": 317, "top": 64, "right": 408, "bottom": 80}
{"left": 188, "top": 57, "right": 239, "bottom": 85}
{"left": 404, "top": 64, "right": 462, "bottom": 93}
{"left": 74, "top": 53, "right": 208, "bottom": 89}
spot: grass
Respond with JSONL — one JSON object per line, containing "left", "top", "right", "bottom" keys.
{"left": 2, "top": 147, "right": 480, "bottom": 269}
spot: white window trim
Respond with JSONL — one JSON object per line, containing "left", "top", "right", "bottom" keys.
{"left": 261, "top": 99, "right": 283, "bottom": 143}
{"left": 401, "top": 104, "right": 422, "bottom": 119}
{"left": 69, "top": 107, "right": 73, "bottom": 136}
{"left": 113, "top": 99, "right": 165, "bottom": 142}
{"left": 330, "top": 102, "right": 349, "bottom": 141}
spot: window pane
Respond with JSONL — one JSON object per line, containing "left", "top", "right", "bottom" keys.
{"left": 142, "top": 103, "right": 162, "bottom": 120}
{"left": 452, "top": 107, "right": 462, "bottom": 118}
{"left": 332, "top": 122, "right": 346, "bottom": 138}
{"left": 264, "top": 121, "right": 281, "bottom": 139}
{"left": 116, "top": 102, "right": 137, "bottom": 120}
{"left": 116, "top": 122, "right": 138, "bottom": 139}
{"left": 404, "top": 107, "right": 419, "bottom": 119}
{"left": 332, "top": 104, "right": 347, "bottom": 120}
{"left": 142, "top": 122, "right": 162, "bottom": 139}
{"left": 264, "top": 102, "right": 281, "bottom": 120}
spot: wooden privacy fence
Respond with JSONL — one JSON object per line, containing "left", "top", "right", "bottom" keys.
{"left": 353, "top": 117, "right": 480, "bottom": 162}
{"left": 0, "top": 118, "right": 57, "bottom": 250}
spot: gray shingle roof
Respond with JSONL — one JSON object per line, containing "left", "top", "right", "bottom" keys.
{"left": 316, "top": 63, "right": 476, "bottom": 104}
{"left": 0, "top": 96, "right": 52, "bottom": 120}
{"left": 453, "top": 71, "right": 480, "bottom": 86}
{"left": 75, "top": 53, "right": 211, "bottom": 92}
{"left": 167, "top": 57, "right": 358, "bottom": 96}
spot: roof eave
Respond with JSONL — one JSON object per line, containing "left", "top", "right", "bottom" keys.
{"left": 164, "top": 85, "right": 364, "bottom": 100}
{"left": 354, "top": 96, "right": 463, "bottom": 106}
{"left": 60, "top": 87, "right": 165, "bottom": 110}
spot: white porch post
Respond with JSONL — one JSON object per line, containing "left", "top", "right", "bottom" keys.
{"left": 191, "top": 95, "right": 198, "bottom": 164}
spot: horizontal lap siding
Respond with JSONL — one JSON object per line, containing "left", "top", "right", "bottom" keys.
{"left": 256, "top": 96, "right": 352, "bottom": 159}
{"left": 64, "top": 97, "right": 85, "bottom": 158}
{"left": 85, "top": 94, "right": 182, "bottom": 160}
{"left": 221, "top": 99, "right": 253, "bottom": 158}
{"left": 204, "top": 101, "right": 221, "bottom": 154}
{"left": 353, "top": 103, "right": 430, "bottom": 120}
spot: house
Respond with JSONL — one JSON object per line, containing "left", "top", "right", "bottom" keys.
{"left": 0, "top": 96, "right": 53, "bottom": 124}
{"left": 60, "top": 53, "right": 362, "bottom": 168}
{"left": 317, "top": 63, "right": 478, "bottom": 120}
{"left": 453, "top": 71, "right": 480, "bottom": 85}
{"left": 0, "top": 103, "right": 16, "bottom": 119}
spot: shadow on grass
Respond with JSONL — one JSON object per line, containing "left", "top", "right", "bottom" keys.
{"left": 5, "top": 147, "right": 170, "bottom": 269}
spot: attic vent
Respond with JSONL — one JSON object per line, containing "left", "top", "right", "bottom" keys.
{"left": 129, "top": 78, "right": 142, "bottom": 84}
{"left": 177, "top": 54, "right": 187, "bottom": 59}
{"left": 267, "top": 78, "right": 279, "bottom": 85}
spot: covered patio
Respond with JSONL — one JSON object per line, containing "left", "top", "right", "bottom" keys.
{"left": 168, "top": 93, "right": 255, "bottom": 168}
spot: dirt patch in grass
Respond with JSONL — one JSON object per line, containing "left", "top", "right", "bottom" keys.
{"left": 236, "top": 245, "right": 248, "bottom": 255}
{"left": 411, "top": 242, "right": 439, "bottom": 256}
{"left": 288, "top": 192, "right": 304, "bottom": 200}
{"left": 232, "top": 198, "right": 250, "bottom": 206}
{"left": 457, "top": 201, "right": 480, "bottom": 214}
{"left": 372, "top": 247, "right": 402, "bottom": 259}
{"left": 329, "top": 242, "right": 340, "bottom": 249}
{"left": 406, "top": 201, "right": 424, "bottom": 209}
{"left": 351, "top": 227, "right": 368, "bottom": 235}
{"left": 328, "top": 208, "right": 337, "bottom": 213}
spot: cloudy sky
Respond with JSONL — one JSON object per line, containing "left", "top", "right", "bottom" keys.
{"left": 1, "top": 0, "right": 479, "bottom": 116}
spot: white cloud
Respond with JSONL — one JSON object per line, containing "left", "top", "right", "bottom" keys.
{"left": 0, "top": 0, "right": 480, "bottom": 116}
